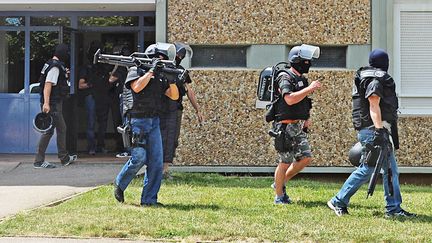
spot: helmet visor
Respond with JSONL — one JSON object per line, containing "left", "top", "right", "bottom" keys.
{"left": 174, "top": 42, "right": 193, "bottom": 59}
{"left": 299, "top": 44, "right": 320, "bottom": 60}
{"left": 155, "top": 42, "right": 177, "bottom": 61}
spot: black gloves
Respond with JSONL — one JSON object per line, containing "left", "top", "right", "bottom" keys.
{"left": 136, "top": 67, "right": 145, "bottom": 77}
{"left": 373, "top": 128, "right": 389, "bottom": 147}
{"left": 150, "top": 58, "right": 162, "bottom": 72}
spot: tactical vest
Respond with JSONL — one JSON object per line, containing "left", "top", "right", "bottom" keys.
{"left": 39, "top": 59, "right": 69, "bottom": 104}
{"left": 352, "top": 66, "right": 399, "bottom": 130}
{"left": 130, "top": 73, "right": 167, "bottom": 118}
{"left": 274, "top": 70, "right": 312, "bottom": 121}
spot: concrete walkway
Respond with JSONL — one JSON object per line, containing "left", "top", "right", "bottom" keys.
{"left": 0, "top": 154, "right": 127, "bottom": 220}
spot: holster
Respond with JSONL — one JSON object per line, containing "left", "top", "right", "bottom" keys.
{"left": 269, "top": 123, "right": 293, "bottom": 152}
{"left": 117, "top": 123, "right": 131, "bottom": 149}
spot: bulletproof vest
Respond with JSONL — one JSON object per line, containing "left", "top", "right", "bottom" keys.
{"left": 130, "top": 73, "right": 167, "bottom": 118}
{"left": 38, "top": 59, "right": 69, "bottom": 104}
{"left": 352, "top": 67, "right": 399, "bottom": 130}
{"left": 274, "top": 70, "right": 312, "bottom": 121}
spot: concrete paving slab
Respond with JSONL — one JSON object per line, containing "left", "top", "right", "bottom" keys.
{"left": 0, "top": 162, "right": 125, "bottom": 220}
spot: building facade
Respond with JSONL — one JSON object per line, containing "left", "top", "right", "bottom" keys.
{"left": 1, "top": 0, "right": 431, "bottom": 168}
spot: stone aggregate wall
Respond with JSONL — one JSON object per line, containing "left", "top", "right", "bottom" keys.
{"left": 175, "top": 70, "right": 432, "bottom": 167}
{"left": 167, "top": 0, "right": 370, "bottom": 45}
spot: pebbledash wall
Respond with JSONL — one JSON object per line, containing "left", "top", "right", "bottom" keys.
{"left": 160, "top": 0, "right": 432, "bottom": 167}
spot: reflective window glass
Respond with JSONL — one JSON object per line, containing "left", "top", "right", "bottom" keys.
{"left": 0, "top": 17, "right": 25, "bottom": 26}
{"left": 30, "top": 31, "right": 60, "bottom": 86}
{"left": 30, "top": 17, "right": 70, "bottom": 26}
{"left": 144, "top": 16, "right": 155, "bottom": 26}
{"left": 79, "top": 16, "right": 139, "bottom": 26}
{"left": 191, "top": 46, "right": 247, "bottom": 68}
{"left": 0, "top": 31, "right": 25, "bottom": 93}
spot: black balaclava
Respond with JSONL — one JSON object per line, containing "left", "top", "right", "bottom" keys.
{"left": 369, "top": 48, "right": 389, "bottom": 72}
{"left": 291, "top": 59, "right": 312, "bottom": 74}
{"left": 54, "top": 43, "right": 69, "bottom": 62}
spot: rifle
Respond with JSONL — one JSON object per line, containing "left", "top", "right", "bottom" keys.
{"left": 93, "top": 49, "right": 185, "bottom": 76}
{"left": 366, "top": 142, "right": 391, "bottom": 198}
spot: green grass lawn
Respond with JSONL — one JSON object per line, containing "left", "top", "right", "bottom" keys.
{"left": 0, "top": 173, "right": 431, "bottom": 242}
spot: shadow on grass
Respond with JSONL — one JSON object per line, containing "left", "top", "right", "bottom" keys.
{"left": 127, "top": 202, "right": 221, "bottom": 211}
{"left": 295, "top": 200, "right": 377, "bottom": 210}
{"left": 156, "top": 173, "right": 344, "bottom": 190}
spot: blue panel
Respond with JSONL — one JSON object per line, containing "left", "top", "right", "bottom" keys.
{"left": 0, "top": 95, "right": 26, "bottom": 153}
{"left": 29, "top": 95, "right": 57, "bottom": 154}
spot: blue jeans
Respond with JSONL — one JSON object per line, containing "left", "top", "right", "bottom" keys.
{"left": 85, "top": 95, "right": 96, "bottom": 151}
{"left": 331, "top": 128, "right": 402, "bottom": 213}
{"left": 115, "top": 117, "right": 163, "bottom": 205}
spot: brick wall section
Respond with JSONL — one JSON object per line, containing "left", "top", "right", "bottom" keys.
{"left": 167, "top": 0, "right": 370, "bottom": 45}
{"left": 175, "top": 70, "right": 432, "bottom": 166}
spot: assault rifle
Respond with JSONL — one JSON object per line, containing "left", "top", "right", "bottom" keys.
{"left": 93, "top": 49, "right": 185, "bottom": 76}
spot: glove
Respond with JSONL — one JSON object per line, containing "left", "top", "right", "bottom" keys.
{"left": 373, "top": 128, "right": 389, "bottom": 147}
{"left": 136, "top": 67, "right": 145, "bottom": 77}
{"left": 150, "top": 58, "right": 162, "bottom": 72}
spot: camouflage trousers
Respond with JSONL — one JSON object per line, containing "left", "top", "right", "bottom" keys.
{"left": 277, "top": 121, "right": 312, "bottom": 163}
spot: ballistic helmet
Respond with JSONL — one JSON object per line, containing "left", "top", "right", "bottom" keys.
{"left": 144, "top": 42, "right": 176, "bottom": 60}
{"left": 348, "top": 142, "right": 363, "bottom": 167}
{"left": 33, "top": 112, "right": 53, "bottom": 134}
{"left": 288, "top": 44, "right": 320, "bottom": 64}
{"left": 174, "top": 42, "right": 193, "bottom": 60}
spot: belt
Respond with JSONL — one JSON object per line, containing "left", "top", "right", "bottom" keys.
{"left": 280, "top": 119, "right": 299, "bottom": 124}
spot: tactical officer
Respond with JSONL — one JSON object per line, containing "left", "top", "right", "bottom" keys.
{"left": 160, "top": 42, "right": 203, "bottom": 179}
{"left": 327, "top": 49, "right": 416, "bottom": 217}
{"left": 272, "top": 44, "right": 322, "bottom": 204}
{"left": 34, "top": 43, "right": 77, "bottom": 168}
{"left": 113, "top": 44, "right": 179, "bottom": 206}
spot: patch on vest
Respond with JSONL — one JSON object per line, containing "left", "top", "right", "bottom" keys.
{"left": 374, "top": 71, "right": 385, "bottom": 78}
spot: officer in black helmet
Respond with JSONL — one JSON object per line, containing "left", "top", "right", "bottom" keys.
{"left": 272, "top": 44, "right": 322, "bottom": 204}
{"left": 113, "top": 43, "right": 179, "bottom": 206}
{"left": 327, "top": 49, "right": 416, "bottom": 218}
{"left": 33, "top": 43, "right": 77, "bottom": 168}
{"left": 159, "top": 42, "right": 203, "bottom": 179}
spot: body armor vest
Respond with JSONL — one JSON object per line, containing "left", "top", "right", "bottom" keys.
{"left": 352, "top": 66, "right": 399, "bottom": 130}
{"left": 39, "top": 59, "right": 69, "bottom": 104}
{"left": 274, "top": 70, "right": 312, "bottom": 121}
{"left": 130, "top": 73, "right": 167, "bottom": 118}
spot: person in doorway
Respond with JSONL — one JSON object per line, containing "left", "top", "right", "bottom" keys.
{"left": 271, "top": 44, "right": 321, "bottom": 204}
{"left": 34, "top": 43, "right": 77, "bottom": 168}
{"left": 113, "top": 45, "right": 179, "bottom": 206}
{"left": 327, "top": 49, "right": 416, "bottom": 218}
{"left": 160, "top": 42, "right": 203, "bottom": 179}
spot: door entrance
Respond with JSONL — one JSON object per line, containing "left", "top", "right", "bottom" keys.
{"left": 73, "top": 31, "right": 138, "bottom": 154}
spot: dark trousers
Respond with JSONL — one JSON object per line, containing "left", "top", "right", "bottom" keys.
{"left": 95, "top": 94, "right": 123, "bottom": 151}
{"left": 35, "top": 102, "right": 68, "bottom": 163}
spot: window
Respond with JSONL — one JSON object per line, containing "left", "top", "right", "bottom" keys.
{"left": 79, "top": 16, "right": 139, "bottom": 26}
{"left": 312, "top": 46, "right": 346, "bottom": 68}
{"left": 395, "top": 5, "right": 432, "bottom": 115}
{"left": 0, "top": 17, "right": 24, "bottom": 26}
{"left": 191, "top": 46, "right": 247, "bottom": 68}
{"left": 0, "top": 31, "right": 25, "bottom": 93}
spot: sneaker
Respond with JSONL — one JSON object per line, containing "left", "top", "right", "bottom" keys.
{"left": 327, "top": 200, "right": 349, "bottom": 216}
{"left": 114, "top": 183, "right": 124, "bottom": 203}
{"left": 33, "top": 161, "right": 56, "bottom": 169}
{"left": 271, "top": 182, "right": 287, "bottom": 196}
{"left": 116, "top": 152, "right": 131, "bottom": 158}
{"left": 385, "top": 209, "right": 417, "bottom": 218}
{"left": 61, "top": 154, "right": 77, "bottom": 166}
{"left": 274, "top": 194, "right": 292, "bottom": 204}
